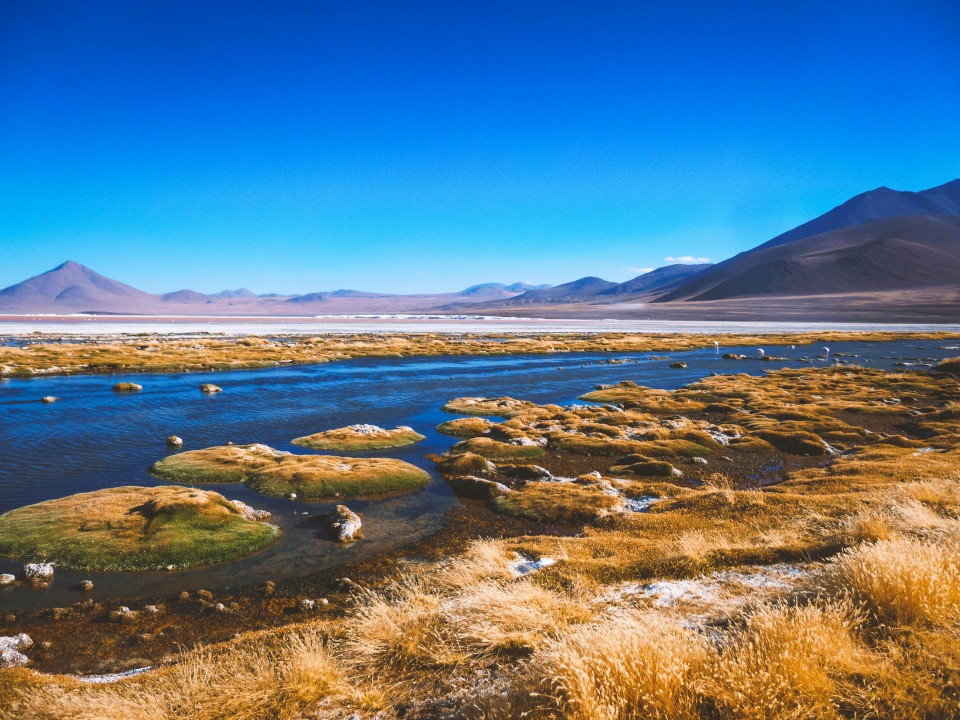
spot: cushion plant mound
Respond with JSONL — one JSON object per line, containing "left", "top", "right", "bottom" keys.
{"left": 449, "top": 436, "right": 546, "bottom": 460}
{"left": 935, "top": 357, "right": 960, "bottom": 375}
{"left": 435, "top": 452, "right": 496, "bottom": 476}
{"left": 752, "top": 429, "right": 828, "bottom": 456}
{"left": 292, "top": 424, "right": 425, "bottom": 451}
{"left": 150, "top": 444, "right": 430, "bottom": 500}
{"left": 491, "top": 481, "right": 623, "bottom": 524}
{"left": 0, "top": 486, "right": 277, "bottom": 572}
{"left": 441, "top": 396, "right": 536, "bottom": 417}
{"left": 435, "top": 417, "right": 495, "bottom": 438}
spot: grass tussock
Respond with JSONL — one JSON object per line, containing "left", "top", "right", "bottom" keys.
{"left": 823, "top": 537, "right": 960, "bottom": 626}
{"left": 485, "top": 613, "right": 713, "bottom": 720}
{"left": 150, "top": 443, "right": 430, "bottom": 500}
{"left": 5, "top": 629, "right": 381, "bottom": 720}
{"left": 0, "top": 486, "right": 277, "bottom": 571}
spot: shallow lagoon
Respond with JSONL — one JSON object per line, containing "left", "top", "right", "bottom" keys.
{"left": 1, "top": 337, "right": 957, "bottom": 610}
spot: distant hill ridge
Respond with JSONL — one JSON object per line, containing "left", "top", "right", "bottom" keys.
{"left": 2, "top": 178, "right": 958, "bottom": 316}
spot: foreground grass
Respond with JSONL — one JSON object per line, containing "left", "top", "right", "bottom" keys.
{"left": 0, "top": 486, "right": 278, "bottom": 571}
{"left": 5, "top": 361, "right": 960, "bottom": 718}
{"left": 3, "top": 330, "right": 958, "bottom": 378}
{"left": 150, "top": 444, "right": 430, "bottom": 500}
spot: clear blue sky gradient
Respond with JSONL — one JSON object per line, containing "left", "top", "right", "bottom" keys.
{"left": 2, "top": 1, "right": 958, "bottom": 294}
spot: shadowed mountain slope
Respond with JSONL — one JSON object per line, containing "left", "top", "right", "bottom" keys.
{"left": 600, "top": 263, "right": 713, "bottom": 297}
{"left": 658, "top": 215, "right": 960, "bottom": 302}
{"left": 660, "top": 179, "right": 960, "bottom": 302}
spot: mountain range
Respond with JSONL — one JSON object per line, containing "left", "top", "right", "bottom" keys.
{"left": 2, "top": 179, "right": 959, "bottom": 320}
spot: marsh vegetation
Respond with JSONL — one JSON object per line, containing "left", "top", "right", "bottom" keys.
{"left": 3, "top": 348, "right": 960, "bottom": 718}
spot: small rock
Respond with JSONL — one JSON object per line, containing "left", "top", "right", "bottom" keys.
{"left": 41, "top": 396, "right": 59, "bottom": 404}
{"left": 328, "top": 505, "right": 362, "bottom": 542}
{"left": 298, "top": 599, "right": 316, "bottom": 612}
{"left": 166, "top": 435, "right": 184, "bottom": 448}
{"left": 0, "top": 648, "right": 28, "bottom": 668}
{"left": 447, "top": 475, "right": 512, "bottom": 500}
{"left": 199, "top": 384, "right": 222, "bottom": 394}
{"left": 3, "top": 614, "right": 15, "bottom": 623}
{"left": 229, "top": 499, "right": 272, "bottom": 522}
{"left": 287, "top": 492, "right": 297, "bottom": 500}
{"left": 211, "top": 603, "right": 228, "bottom": 614}
{"left": 498, "top": 464, "right": 551, "bottom": 481}
{"left": 0, "top": 574, "right": 15, "bottom": 585}
{"left": 262, "top": 581, "right": 276, "bottom": 596}
{"left": 196, "top": 589, "right": 214, "bottom": 601}
{"left": 143, "top": 605, "right": 160, "bottom": 615}
{"left": 111, "top": 382, "right": 143, "bottom": 393}
{"left": 23, "top": 563, "right": 54, "bottom": 582}
{"left": 670, "top": 361, "right": 687, "bottom": 369}
{"left": 108, "top": 606, "right": 137, "bottom": 623}
{"left": 166, "top": 565, "right": 176, "bottom": 571}
{"left": 691, "top": 457, "right": 709, "bottom": 465}
{"left": 0, "top": 634, "right": 33, "bottom": 652}
{"left": 78, "top": 580, "right": 94, "bottom": 591}
{"left": 49, "top": 607, "right": 72, "bottom": 621}
{"left": 319, "top": 597, "right": 329, "bottom": 605}
{"left": 178, "top": 591, "right": 191, "bottom": 601}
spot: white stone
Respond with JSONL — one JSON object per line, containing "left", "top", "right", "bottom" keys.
{"left": 508, "top": 555, "right": 556, "bottom": 576}
{"left": 229, "top": 499, "right": 272, "bottom": 522}
{"left": 328, "top": 505, "right": 362, "bottom": 542}
{"left": 0, "top": 574, "right": 15, "bottom": 585}
{"left": 23, "top": 563, "right": 54, "bottom": 581}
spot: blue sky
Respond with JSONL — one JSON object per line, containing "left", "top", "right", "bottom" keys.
{"left": 1, "top": 1, "right": 958, "bottom": 294}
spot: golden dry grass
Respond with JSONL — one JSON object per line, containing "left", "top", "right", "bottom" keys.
{"left": 5, "top": 330, "right": 958, "bottom": 377}
{"left": 8, "top": 360, "right": 960, "bottom": 719}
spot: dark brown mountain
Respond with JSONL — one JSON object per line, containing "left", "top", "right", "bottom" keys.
{"left": 660, "top": 178, "right": 960, "bottom": 302}
{"left": 490, "top": 276, "right": 619, "bottom": 306}
{"left": 599, "top": 263, "right": 713, "bottom": 297}
{"left": 658, "top": 215, "right": 960, "bottom": 301}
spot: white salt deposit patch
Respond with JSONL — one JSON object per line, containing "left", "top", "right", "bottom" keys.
{"left": 508, "top": 554, "right": 556, "bottom": 576}
{"left": 623, "top": 496, "right": 658, "bottom": 512}
{"left": 347, "top": 424, "right": 389, "bottom": 436}
{"left": 599, "top": 563, "right": 813, "bottom": 613}
{"left": 76, "top": 666, "right": 154, "bottom": 684}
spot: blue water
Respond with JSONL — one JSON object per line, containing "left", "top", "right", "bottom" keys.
{"left": 0, "top": 338, "right": 955, "bottom": 608}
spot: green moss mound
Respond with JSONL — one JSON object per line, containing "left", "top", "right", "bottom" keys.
{"left": 292, "top": 424, "right": 425, "bottom": 451}
{"left": 0, "top": 486, "right": 278, "bottom": 571}
{"left": 150, "top": 444, "right": 430, "bottom": 500}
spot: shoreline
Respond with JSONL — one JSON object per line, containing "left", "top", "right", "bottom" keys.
{"left": 4, "top": 329, "right": 960, "bottom": 379}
